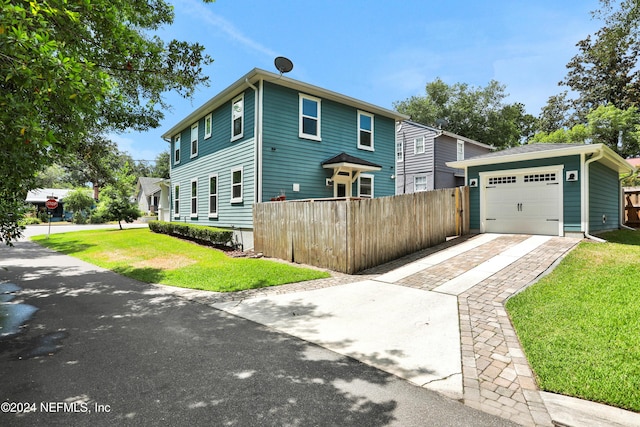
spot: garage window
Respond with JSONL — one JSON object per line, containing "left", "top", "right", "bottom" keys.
{"left": 488, "top": 176, "right": 516, "bottom": 185}
{"left": 524, "top": 173, "right": 557, "bottom": 182}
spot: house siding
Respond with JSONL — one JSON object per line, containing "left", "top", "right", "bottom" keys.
{"left": 397, "top": 122, "right": 492, "bottom": 194}
{"left": 434, "top": 135, "right": 461, "bottom": 189}
{"left": 589, "top": 161, "right": 620, "bottom": 232}
{"left": 467, "top": 155, "right": 582, "bottom": 232}
{"left": 171, "top": 89, "right": 255, "bottom": 167}
{"left": 396, "top": 124, "right": 437, "bottom": 194}
{"left": 261, "top": 81, "right": 396, "bottom": 201}
{"left": 170, "top": 137, "right": 256, "bottom": 229}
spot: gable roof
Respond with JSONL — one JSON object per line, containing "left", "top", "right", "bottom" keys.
{"left": 162, "top": 68, "right": 409, "bottom": 140}
{"left": 137, "top": 177, "right": 163, "bottom": 196}
{"left": 26, "top": 188, "right": 73, "bottom": 203}
{"left": 400, "top": 120, "right": 494, "bottom": 150}
{"left": 447, "top": 143, "right": 635, "bottom": 174}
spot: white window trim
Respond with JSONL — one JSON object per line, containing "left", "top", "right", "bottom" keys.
{"left": 299, "top": 93, "right": 322, "bottom": 141}
{"left": 457, "top": 139, "right": 464, "bottom": 161}
{"left": 414, "top": 175, "right": 428, "bottom": 192}
{"left": 208, "top": 173, "right": 218, "bottom": 218}
{"left": 190, "top": 123, "right": 198, "bottom": 158}
{"left": 357, "top": 110, "right": 374, "bottom": 151}
{"left": 190, "top": 178, "right": 198, "bottom": 217}
{"left": 204, "top": 113, "right": 212, "bottom": 139}
{"left": 396, "top": 139, "right": 403, "bottom": 163}
{"left": 230, "top": 166, "right": 243, "bottom": 204}
{"left": 358, "top": 173, "right": 374, "bottom": 198}
{"left": 414, "top": 136, "right": 425, "bottom": 154}
{"left": 173, "top": 184, "right": 180, "bottom": 218}
{"left": 231, "top": 94, "right": 244, "bottom": 142}
{"left": 174, "top": 134, "right": 181, "bottom": 165}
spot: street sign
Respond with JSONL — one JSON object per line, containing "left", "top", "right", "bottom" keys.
{"left": 45, "top": 199, "right": 58, "bottom": 210}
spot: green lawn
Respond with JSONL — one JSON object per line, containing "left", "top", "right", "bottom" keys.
{"left": 506, "top": 229, "right": 640, "bottom": 412}
{"left": 32, "top": 228, "right": 330, "bottom": 292}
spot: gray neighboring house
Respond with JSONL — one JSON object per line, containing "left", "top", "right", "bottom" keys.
{"left": 135, "top": 177, "right": 163, "bottom": 216}
{"left": 395, "top": 120, "right": 493, "bottom": 194}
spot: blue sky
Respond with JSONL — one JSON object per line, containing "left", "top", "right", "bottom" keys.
{"left": 112, "top": 0, "right": 603, "bottom": 163}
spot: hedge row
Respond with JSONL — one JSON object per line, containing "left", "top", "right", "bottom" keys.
{"left": 148, "top": 221, "right": 234, "bottom": 246}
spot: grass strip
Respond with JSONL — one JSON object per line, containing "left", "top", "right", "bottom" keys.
{"left": 506, "top": 229, "right": 640, "bottom": 412}
{"left": 32, "top": 228, "right": 330, "bottom": 292}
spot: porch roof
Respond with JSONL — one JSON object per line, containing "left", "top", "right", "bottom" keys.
{"left": 321, "top": 152, "right": 382, "bottom": 172}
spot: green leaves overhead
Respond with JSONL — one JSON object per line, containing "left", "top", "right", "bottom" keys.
{"left": 0, "top": 0, "right": 214, "bottom": 244}
{"left": 393, "top": 78, "right": 536, "bottom": 149}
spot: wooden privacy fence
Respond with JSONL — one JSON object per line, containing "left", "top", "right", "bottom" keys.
{"left": 625, "top": 188, "right": 640, "bottom": 227}
{"left": 253, "top": 186, "right": 469, "bottom": 274}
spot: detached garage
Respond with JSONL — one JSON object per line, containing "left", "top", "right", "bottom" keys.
{"left": 447, "top": 143, "right": 636, "bottom": 237}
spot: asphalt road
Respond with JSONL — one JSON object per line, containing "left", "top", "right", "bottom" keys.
{"left": 0, "top": 234, "right": 515, "bottom": 426}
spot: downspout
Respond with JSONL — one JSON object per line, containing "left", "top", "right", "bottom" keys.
{"left": 583, "top": 149, "right": 606, "bottom": 242}
{"left": 245, "top": 78, "right": 261, "bottom": 204}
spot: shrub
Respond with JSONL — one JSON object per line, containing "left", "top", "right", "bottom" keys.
{"left": 20, "top": 216, "right": 41, "bottom": 225}
{"left": 148, "top": 221, "right": 233, "bottom": 246}
{"left": 89, "top": 209, "right": 108, "bottom": 224}
{"left": 72, "top": 211, "right": 88, "bottom": 224}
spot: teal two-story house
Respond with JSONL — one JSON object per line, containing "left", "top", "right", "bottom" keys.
{"left": 161, "top": 68, "right": 408, "bottom": 248}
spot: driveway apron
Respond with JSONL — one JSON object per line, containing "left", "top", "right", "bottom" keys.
{"left": 210, "top": 233, "right": 587, "bottom": 426}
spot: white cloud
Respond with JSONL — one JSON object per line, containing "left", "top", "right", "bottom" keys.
{"left": 175, "top": 0, "right": 277, "bottom": 58}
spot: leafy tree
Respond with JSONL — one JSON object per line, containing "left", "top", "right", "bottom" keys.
{"left": 530, "top": 105, "right": 640, "bottom": 158}
{"left": 95, "top": 163, "right": 141, "bottom": 230}
{"left": 34, "top": 164, "right": 74, "bottom": 189}
{"left": 152, "top": 151, "right": 171, "bottom": 179}
{"left": 394, "top": 78, "right": 536, "bottom": 148}
{"left": 0, "top": 0, "right": 214, "bottom": 244}
{"left": 64, "top": 188, "right": 95, "bottom": 224}
{"left": 537, "top": 91, "right": 577, "bottom": 133}
{"left": 559, "top": 0, "right": 640, "bottom": 120}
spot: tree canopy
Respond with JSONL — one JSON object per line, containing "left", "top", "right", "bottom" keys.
{"left": 538, "top": 0, "right": 640, "bottom": 131}
{"left": 531, "top": 105, "right": 640, "bottom": 158}
{"left": 393, "top": 78, "right": 536, "bottom": 149}
{"left": 0, "top": 0, "right": 214, "bottom": 244}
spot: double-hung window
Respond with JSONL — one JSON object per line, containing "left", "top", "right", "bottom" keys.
{"left": 190, "top": 123, "right": 198, "bottom": 158}
{"left": 231, "top": 94, "right": 244, "bottom": 141}
{"left": 173, "top": 185, "right": 180, "bottom": 218}
{"left": 190, "top": 179, "right": 198, "bottom": 217}
{"left": 204, "top": 113, "right": 212, "bottom": 139}
{"left": 357, "top": 111, "right": 374, "bottom": 150}
{"left": 231, "top": 167, "right": 243, "bottom": 203}
{"left": 208, "top": 173, "right": 218, "bottom": 218}
{"left": 457, "top": 140, "right": 464, "bottom": 161}
{"left": 396, "top": 140, "right": 403, "bottom": 163}
{"left": 414, "top": 136, "right": 425, "bottom": 154}
{"left": 358, "top": 174, "right": 374, "bottom": 198}
{"left": 415, "top": 176, "right": 428, "bottom": 192}
{"left": 299, "top": 94, "right": 321, "bottom": 141}
{"left": 174, "top": 134, "right": 181, "bottom": 165}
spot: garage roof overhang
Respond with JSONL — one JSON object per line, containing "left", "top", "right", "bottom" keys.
{"left": 446, "top": 143, "right": 636, "bottom": 175}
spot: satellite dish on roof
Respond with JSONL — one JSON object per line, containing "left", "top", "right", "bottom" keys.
{"left": 274, "top": 56, "right": 294, "bottom": 75}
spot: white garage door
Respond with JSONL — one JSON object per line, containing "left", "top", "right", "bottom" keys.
{"left": 481, "top": 168, "right": 562, "bottom": 236}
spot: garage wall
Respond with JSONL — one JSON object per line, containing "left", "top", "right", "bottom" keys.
{"left": 589, "top": 161, "right": 620, "bottom": 233}
{"left": 468, "top": 155, "right": 582, "bottom": 232}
